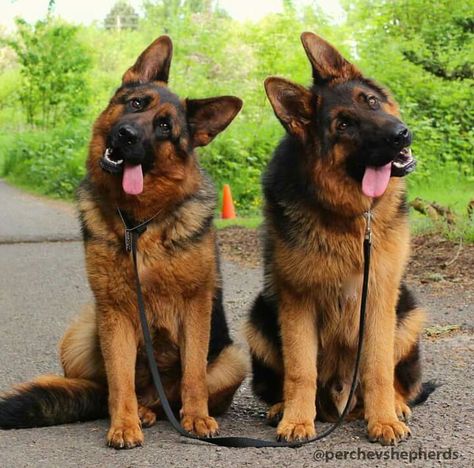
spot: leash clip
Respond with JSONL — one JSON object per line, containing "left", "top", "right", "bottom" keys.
{"left": 363, "top": 209, "right": 372, "bottom": 242}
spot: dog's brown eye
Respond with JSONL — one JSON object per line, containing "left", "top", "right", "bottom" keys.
{"left": 337, "top": 119, "right": 350, "bottom": 132}
{"left": 367, "top": 96, "right": 378, "bottom": 109}
{"left": 156, "top": 117, "right": 172, "bottom": 139}
{"left": 130, "top": 98, "right": 143, "bottom": 111}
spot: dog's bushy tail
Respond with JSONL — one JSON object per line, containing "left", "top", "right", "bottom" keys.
{"left": 410, "top": 380, "right": 439, "bottom": 407}
{"left": 0, "top": 375, "right": 107, "bottom": 429}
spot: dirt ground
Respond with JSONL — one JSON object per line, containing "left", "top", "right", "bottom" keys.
{"left": 218, "top": 227, "right": 473, "bottom": 288}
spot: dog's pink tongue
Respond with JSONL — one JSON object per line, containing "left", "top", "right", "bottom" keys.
{"left": 362, "top": 163, "right": 392, "bottom": 198}
{"left": 122, "top": 164, "right": 143, "bottom": 195}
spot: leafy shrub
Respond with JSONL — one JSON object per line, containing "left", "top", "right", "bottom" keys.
{"left": 3, "top": 124, "right": 89, "bottom": 198}
{"left": 5, "top": 18, "right": 92, "bottom": 127}
{"left": 0, "top": 2, "right": 472, "bottom": 215}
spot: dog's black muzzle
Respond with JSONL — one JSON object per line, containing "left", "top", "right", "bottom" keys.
{"left": 388, "top": 124, "right": 416, "bottom": 177}
{"left": 100, "top": 123, "right": 148, "bottom": 174}
{"left": 363, "top": 122, "right": 416, "bottom": 178}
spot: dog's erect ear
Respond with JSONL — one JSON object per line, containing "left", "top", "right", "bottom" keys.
{"left": 300, "top": 32, "right": 360, "bottom": 85}
{"left": 186, "top": 96, "right": 243, "bottom": 147}
{"left": 264, "top": 77, "right": 313, "bottom": 138}
{"left": 122, "top": 35, "right": 173, "bottom": 84}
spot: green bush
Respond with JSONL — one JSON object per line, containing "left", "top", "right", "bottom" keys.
{"left": 0, "top": 1, "right": 472, "bottom": 217}
{"left": 5, "top": 18, "right": 92, "bottom": 128}
{"left": 3, "top": 124, "right": 88, "bottom": 198}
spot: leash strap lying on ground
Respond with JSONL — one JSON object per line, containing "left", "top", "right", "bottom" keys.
{"left": 121, "top": 208, "right": 372, "bottom": 448}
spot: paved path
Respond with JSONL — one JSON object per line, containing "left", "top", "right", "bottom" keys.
{"left": 0, "top": 180, "right": 472, "bottom": 467}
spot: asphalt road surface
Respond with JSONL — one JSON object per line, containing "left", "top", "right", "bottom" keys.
{"left": 0, "top": 180, "right": 472, "bottom": 467}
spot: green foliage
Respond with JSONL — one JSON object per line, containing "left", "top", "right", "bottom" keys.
{"left": 0, "top": 0, "right": 472, "bottom": 223}
{"left": 0, "top": 68, "right": 24, "bottom": 128}
{"left": 5, "top": 18, "right": 92, "bottom": 127}
{"left": 3, "top": 124, "right": 88, "bottom": 198}
{"left": 350, "top": 0, "right": 474, "bottom": 80}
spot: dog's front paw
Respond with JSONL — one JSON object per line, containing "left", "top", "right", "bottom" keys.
{"left": 367, "top": 419, "right": 411, "bottom": 445}
{"left": 276, "top": 418, "right": 316, "bottom": 442}
{"left": 107, "top": 421, "right": 144, "bottom": 449}
{"left": 181, "top": 414, "right": 219, "bottom": 437}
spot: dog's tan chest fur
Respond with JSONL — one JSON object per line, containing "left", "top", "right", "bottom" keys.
{"left": 78, "top": 191, "right": 217, "bottom": 352}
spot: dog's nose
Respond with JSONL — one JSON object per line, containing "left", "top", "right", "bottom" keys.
{"left": 387, "top": 125, "right": 411, "bottom": 149}
{"left": 117, "top": 125, "right": 138, "bottom": 145}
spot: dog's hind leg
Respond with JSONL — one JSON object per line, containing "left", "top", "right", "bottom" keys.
{"left": 394, "top": 286, "right": 426, "bottom": 399}
{"left": 394, "top": 284, "right": 429, "bottom": 418}
{"left": 266, "top": 402, "right": 284, "bottom": 427}
{"left": 59, "top": 304, "right": 106, "bottom": 382}
{"left": 132, "top": 344, "right": 247, "bottom": 424}
{"left": 245, "top": 293, "right": 285, "bottom": 426}
{"left": 138, "top": 404, "right": 157, "bottom": 428}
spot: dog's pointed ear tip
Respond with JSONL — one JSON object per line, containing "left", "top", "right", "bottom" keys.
{"left": 264, "top": 77, "right": 301, "bottom": 95}
{"left": 301, "top": 32, "right": 337, "bottom": 55}
{"left": 154, "top": 34, "right": 173, "bottom": 50}
{"left": 185, "top": 96, "right": 243, "bottom": 114}
{"left": 158, "top": 34, "right": 172, "bottom": 43}
{"left": 227, "top": 96, "right": 243, "bottom": 107}
{"left": 263, "top": 77, "right": 273, "bottom": 89}
{"left": 224, "top": 96, "right": 243, "bottom": 114}
{"left": 300, "top": 31, "right": 313, "bottom": 43}
{"left": 301, "top": 31, "right": 323, "bottom": 45}
{"left": 234, "top": 97, "right": 244, "bottom": 111}
{"left": 264, "top": 76, "right": 285, "bottom": 91}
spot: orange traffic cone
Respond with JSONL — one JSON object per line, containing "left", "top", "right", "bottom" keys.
{"left": 221, "top": 184, "right": 236, "bottom": 219}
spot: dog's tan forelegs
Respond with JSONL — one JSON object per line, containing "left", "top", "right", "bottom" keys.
{"left": 179, "top": 291, "right": 218, "bottom": 437}
{"left": 361, "top": 284, "right": 411, "bottom": 445}
{"left": 276, "top": 289, "right": 317, "bottom": 442}
{"left": 98, "top": 310, "right": 142, "bottom": 449}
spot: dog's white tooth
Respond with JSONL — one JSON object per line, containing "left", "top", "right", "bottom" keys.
{"left": 407, "top": 148, "right": 412, "bottom": 157}
{"left": 116, "top": 159, "right": 123, "bottom": 164}
{"left": 393, "top": 161, "right": 403, "bottom": 168}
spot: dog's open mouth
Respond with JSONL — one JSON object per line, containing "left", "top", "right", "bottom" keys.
{"left": 99, "top": 147, "right": 144, "bottom": 195}
{"left": 362, "top": 147, "right": 415, "bottom": 198}
{"left": 391, "top": 147, "right": 416, "bottom": 177}
{"left": 99, "top": 147, "right": 123, "bottom": 174}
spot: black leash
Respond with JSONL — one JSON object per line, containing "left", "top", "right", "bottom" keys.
{"left": 119, "top": 208, "right": 372, "bottom": 448}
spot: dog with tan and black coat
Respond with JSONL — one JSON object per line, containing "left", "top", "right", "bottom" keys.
{"left": 245, "top": 32, "right": 434, "bottom": 445}
{"left": 0, "top": 35, "right": 247, "bottom": 449}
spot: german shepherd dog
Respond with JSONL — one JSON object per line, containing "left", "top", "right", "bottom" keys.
{"left": 0, "top": 35, "right": 248, "bottom": 449}
{"left": 245, "top": 33, "right": 433, "bottom": 445}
